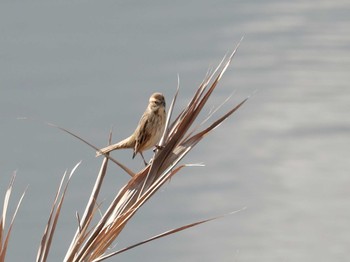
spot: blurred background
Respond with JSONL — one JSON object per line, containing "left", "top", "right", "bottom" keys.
{"left": 1, "top": 0, "right": 349, "bottom": 261}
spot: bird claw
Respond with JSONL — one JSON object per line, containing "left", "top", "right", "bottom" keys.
{"left": 153, "top": 144, "right": 164, "bottom": 152}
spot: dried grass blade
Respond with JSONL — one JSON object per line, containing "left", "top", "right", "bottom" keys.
{"left": 71, "top": 186, "right": 135, "bottom": 261}
{"left": 134, "top": 165, "right": 186, "bottom": 211}
{"left": 162, "top": 69, "right": 221, "bottom": 154}
{"left": 181, "top": 98, "right": 248, "bottom": 152}
{"left": 200, "top": 93, "right": 234, "bottom": 127}
{"left": 0, "top": 219, "right": 2, "bottom": 256}
{"left": 198, "top": 40, "right": 242, "bottom": 109}
{"left": 168, "top": 43, "right": 241, "bottom": 136}
{"left": 0, "top": 174, "right": 26, "bottom": 262}
{"left": 76, "top": 164, "right": 184, "bottom": 261}
{"left": 80, "top": 166, "right": 183, "bottom": 260}
{"left": 41, "top": 180, "right": 69, "bottom": 261}
{"left": 44, "top": 164, "right": 79, "bottom": 261}
{"left": 180, "top": 54, "right": 227, "bottom": 118}
{"left": 65, "top": 157, "right": 109, "bottom": 261}
{"left": 37, "top": 171, "right": 68, "bottom": 262}
{"left": 0, "top": 221, "right": 3, "bottom": 261}
{"left": 47, "top": 122, "right": 135, "bottom": 177}
{"left": 159, "top": 75, "right": 180, "bottom": 147}
{"left": 184, "top": 93, "right": 234, "bottom": 141}
{"left": 196, "top": 97, "right": 248, "bottom": 138}
{"left": 93, "top": 208, "right": 245, "bottom": 262}
{"left": 1, "top": 174, "right": 15, "bottom": 230}
{"left": 1, "top": 187, "right": 26, "bottom": 262}
{"left": 66, "top": 205, "right": 101, "bottom": 262}
{"left": 167, "top": 68, "right": 213, "bottom": 135}
{"left": 37, "top": 163, "right": 79, "bottom": 262}
{"left": 187, "top": 47, "right": 239, "bottom": 126}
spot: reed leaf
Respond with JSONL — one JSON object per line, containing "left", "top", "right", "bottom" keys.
{"left": 37, "top": 162, "right": 80, "bottom": 262}
{"left": 93, "top": 207, "right": 246, "bottom": 262}
{"left": 0, "top": 173, "right": 26, "bottom": 262}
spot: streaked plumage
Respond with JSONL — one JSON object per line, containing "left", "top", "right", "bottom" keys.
{"left": 96, "top": 92, "right": 166, "bottom": 165}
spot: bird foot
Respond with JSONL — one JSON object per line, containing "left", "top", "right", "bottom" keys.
{"left": 153, "top": 144, "right": 164, "bottom": 152}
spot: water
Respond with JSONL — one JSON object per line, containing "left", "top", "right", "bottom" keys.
{"left": 1, "top": 0, "right": 349, "bottom": 261}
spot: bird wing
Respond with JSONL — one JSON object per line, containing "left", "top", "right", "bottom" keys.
{"left": 132, "top": 113, "right": 151, "bottom": 158}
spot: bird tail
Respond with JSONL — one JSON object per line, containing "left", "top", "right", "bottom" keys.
{"left": 96, "top": 135, "right": 135, "bottom": 157}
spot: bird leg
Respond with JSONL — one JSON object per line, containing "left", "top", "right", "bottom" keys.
{"left": 140, "top": 152, "right": 148, "bottom": 166}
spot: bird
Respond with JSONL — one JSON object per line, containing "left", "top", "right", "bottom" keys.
{"left": 96, "top": 92, "right": 166, "bottom": 166}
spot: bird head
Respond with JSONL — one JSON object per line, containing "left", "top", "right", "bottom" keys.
{"left": 149, "top": 92, "right": 166, "bottom": 110}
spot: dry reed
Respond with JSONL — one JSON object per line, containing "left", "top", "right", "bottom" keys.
{"left": 3, "top": 40, "right": 248, "bottom": 262}
{"left": 0, "top": 173, "right": 26, "bottom": 262}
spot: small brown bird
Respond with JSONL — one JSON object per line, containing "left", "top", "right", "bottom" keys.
{"left": 96, "top": 92, "right": 166, "bottom": 165}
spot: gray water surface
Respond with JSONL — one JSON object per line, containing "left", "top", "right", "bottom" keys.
{"left": 1, "top": 1, "right": 349, "bottom": 261}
